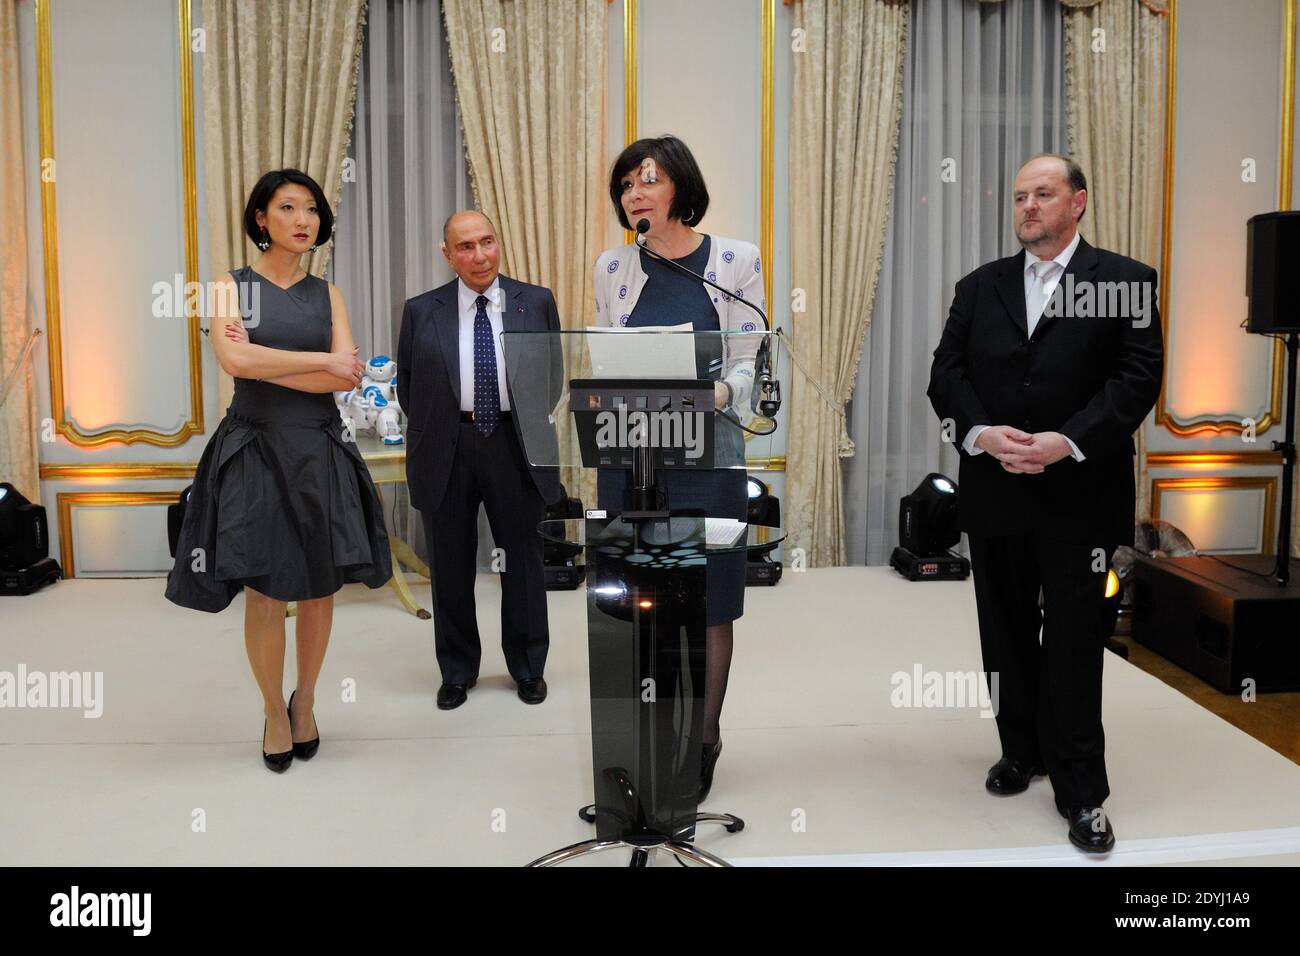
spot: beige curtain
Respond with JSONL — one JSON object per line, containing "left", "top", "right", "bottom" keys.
{"left": 1065, "top": 0, "right": 1166, "bottom": 526}
{"left": 786, "top": 0, "right": 908, "bottom": 567}
{"left": 0, "top": 0, "right": 40, "bottom": 503}
{"left": 201, "top": 0, "right": 368, "bottom": 409}
{"left": 443, "top": 0, "right": 606, "bottom": 501}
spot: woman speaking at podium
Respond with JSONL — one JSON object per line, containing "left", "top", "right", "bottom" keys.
{"left": 592, "top": 135, "right": 766, "bottom": 802}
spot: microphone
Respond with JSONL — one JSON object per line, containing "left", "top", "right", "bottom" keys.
{"left": 634, "top": 219, "right": 781, "bottom": 419}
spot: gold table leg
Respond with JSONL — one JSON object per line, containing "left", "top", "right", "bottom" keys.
{"left": 390, "top": 534, "right": 431, "bottom": 579}
{"left": 364, "top": 453, "right": 431, "bottom": 617}
{"left": 387, "top": 536, "right": 431, "bottom": 619}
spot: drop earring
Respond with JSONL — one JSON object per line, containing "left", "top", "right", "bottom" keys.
{"left": 257, "top": 227, "right": 270, "bottom": 251}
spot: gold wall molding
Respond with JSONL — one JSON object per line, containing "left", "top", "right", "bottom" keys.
{"left": 40, "top": 462, "right": 197, "bottom": 480}
{"left": 35, "top": 0, "right": 204, "bottom": 448}
{"left": 1150, "top": 475, "right": 1279, "bottom": 553}
{"left": 1154, "top": 0, "right": 1290, "bottom": 437}
{"left": 624, "top": 0, "right": 637, "bottom": 147}
{"left": 56, "top": 491, "right": 182, "bottom": 578}
{"left": 761, "top": 0, "right": 775, "bottom": 310}
{"left": 1147, "top": 450, "right": 1285, "bottom": 467}
{"left": 1282, "top": 0, "right": 1296, "bottom": 209}
{"left": 621, "top": 0, "right": 637, "bottom": 246}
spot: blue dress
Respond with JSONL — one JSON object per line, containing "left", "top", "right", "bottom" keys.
{"left": 596, "top": 236, "right": 747, "bottom": 625}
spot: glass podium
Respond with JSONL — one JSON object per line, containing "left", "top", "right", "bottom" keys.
{"left": 500, "top": 329, "right": 786, "bottom": 867}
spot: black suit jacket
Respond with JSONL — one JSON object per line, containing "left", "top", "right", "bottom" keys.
{"left": 927, "top": 237, "right": 1164, "bottom": 547}
{"left": 396, "top": 274, "right": 563, "bottom": 512}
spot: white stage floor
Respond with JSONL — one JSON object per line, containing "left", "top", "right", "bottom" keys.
{"left": 2, "top": 568, "right": 1299, "bottom": 866}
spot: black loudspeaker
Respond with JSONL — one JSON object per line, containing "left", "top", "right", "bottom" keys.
{"left": 543, "top": 484, "right": 584, "bottom": 591}
{"left": 1246, "top": 211, "right": 1300, "bottom": 333}
{"left": 1132, "top": 553, "right": 1300, "bottom": 693}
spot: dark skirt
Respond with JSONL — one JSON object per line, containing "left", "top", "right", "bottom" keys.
{"left": 164, "top": 384, "right": 392, "bottom": 612}
{"left": 597, "top": 465, "right": 747, "bottom": 626}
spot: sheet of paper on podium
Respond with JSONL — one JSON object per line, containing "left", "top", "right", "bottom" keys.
{"left": 585, "top": 323, "right": 696, "bottom": 378}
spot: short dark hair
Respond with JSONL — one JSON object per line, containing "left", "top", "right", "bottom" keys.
{"left": 608, "top": 135, "right": 710, "bottom": 231}
{"left": 1026, "top": 152, "right": 1088, "bottom": 219}
{"left": 243, "top": 168, "right": 334, "bottom": 248}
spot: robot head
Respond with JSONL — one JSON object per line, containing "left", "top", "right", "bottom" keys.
{"left": 367, "top": 355, "right": 397, "bottom": 382}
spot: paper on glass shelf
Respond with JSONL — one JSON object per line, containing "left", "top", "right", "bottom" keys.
{"left": 704, "top": 518, "right": 747, "bottom": 547}
{"left": 585, "top": 323, "right": 696, "bottom": 378}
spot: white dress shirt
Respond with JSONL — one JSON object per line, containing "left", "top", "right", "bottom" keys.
{"left": 456, "top": 277, "right": 511, "bottom": 413}
{"left": 1023, "top": 229, "right": 1080, "bottom": 338}
{"left": 964, "top": 231, "right": 1085, "bottom": 462}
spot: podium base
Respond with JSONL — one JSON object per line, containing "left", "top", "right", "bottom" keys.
{"left": 525, "top": 807, "right": 745, "bottom": 867}
{"left": 527, "top": 834, "right": 733, "bottom": 868}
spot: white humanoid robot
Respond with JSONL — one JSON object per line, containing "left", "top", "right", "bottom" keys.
{"left": 337, "top": 355, "right": 404, "bottom": 445}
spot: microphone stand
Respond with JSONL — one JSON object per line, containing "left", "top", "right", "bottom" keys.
{"left": 634, "top": 222, "right": 781, "bottom": 422}
{"left": 1271, "top": 331, "right": 1297, "bottom": 585}
{"left": 634, "top": 223, "right": 845, "bottom": 427}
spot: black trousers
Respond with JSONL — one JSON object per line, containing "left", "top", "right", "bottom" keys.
{"left": 421, "top": 420, "right": 548, "bottom": 684}
{"left": 967, "top": 531, "right": 1114, "bottom": 808}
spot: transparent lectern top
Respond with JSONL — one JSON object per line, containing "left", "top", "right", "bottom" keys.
{"left": 498, "top": 329, "right": 784, "bottom": 470}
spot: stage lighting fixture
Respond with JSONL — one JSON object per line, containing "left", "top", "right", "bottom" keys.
{"left": 1100, "top": 567, "right": 1128, "bottom": 658}
{"left": 744, "top": 475, "right": 782, "bottom": 587}
{"left": 543, "top": 483, "right": 585, "bottom": 590}
{"left": 890, "top": 473, "right": 970, "bottom": 581}
{"left": 0, "top": 482, "right": 61, "bottom": 595}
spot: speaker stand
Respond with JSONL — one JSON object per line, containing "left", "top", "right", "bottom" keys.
{"left": 1270, "top": 332, "right": 1298, "bottom": 586}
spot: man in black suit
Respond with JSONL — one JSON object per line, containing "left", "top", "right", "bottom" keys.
{"left": 927, "top": 154, "right": 1163, "bottom": 853}
{"left": 397, "top": 210, "right": 561, "bottom": 710}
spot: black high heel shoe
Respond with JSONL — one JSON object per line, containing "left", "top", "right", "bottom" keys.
{"left": 699, "top": 740, "right": 723, "bottom": 803}
{"left": 262, "top": 718, "right": 293, "bottom": 773}
{"left": 288, "top": 691, "right": 320, "bottom": 760}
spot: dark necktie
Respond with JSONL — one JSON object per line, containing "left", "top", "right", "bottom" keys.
{"left": 472, "top": 294, "right": 500, "bottom": 436}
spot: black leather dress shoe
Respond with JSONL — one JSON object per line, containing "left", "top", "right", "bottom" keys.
{"left": 1063, "top": 805, "right": 1116, "bottom": 853}
{"left": 437, "top": 679, "right": 475, "bottom": 711}
{"left": 985, "top": 757, "right": 1046, "bottom": 795}
{"left": 517, "top": 677, "right": 547, "bottom": 705}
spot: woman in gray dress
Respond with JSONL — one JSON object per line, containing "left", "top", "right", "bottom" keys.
{"left": 165, "top": 169, "right": 391, "bottom": 772}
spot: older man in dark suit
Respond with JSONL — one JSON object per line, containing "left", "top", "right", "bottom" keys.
{"left": 928, "top": 154, "right": 1163, "bottom": 852}
{"left": 397, "top": 211, "right": 561, "bottom": 710}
